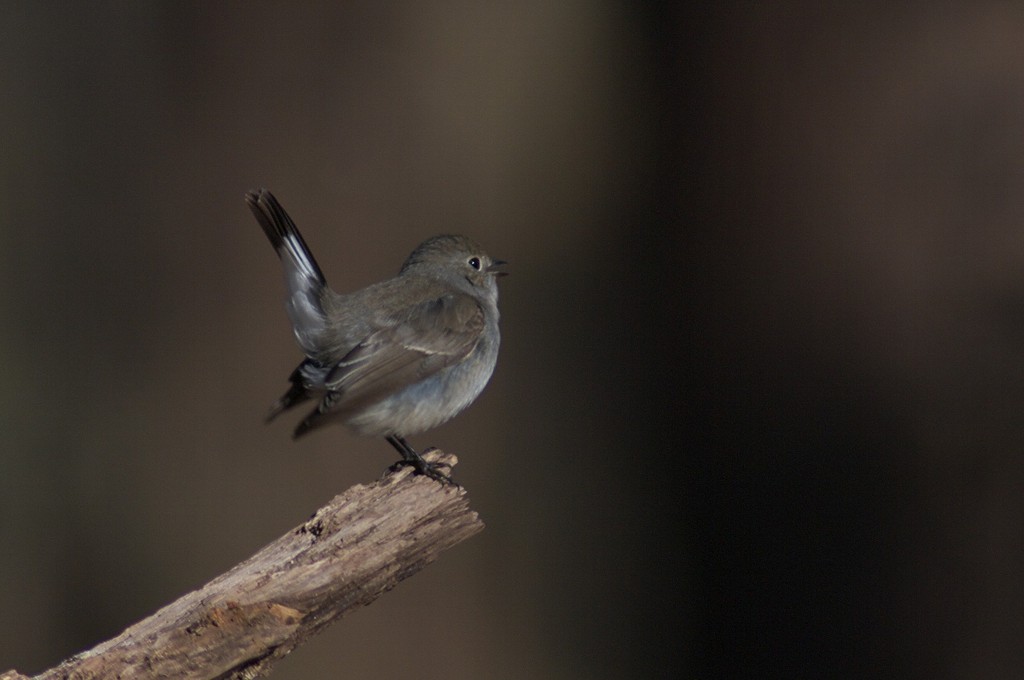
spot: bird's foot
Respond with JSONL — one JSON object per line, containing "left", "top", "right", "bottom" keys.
{"left": 388, "top": 458, "right": 455, "bottom": 484}
{"left": 388, "top": 455, "right": 458, "bottom": 486}
{"left": 384, "top": 437, "right": 459, "bottom": 485}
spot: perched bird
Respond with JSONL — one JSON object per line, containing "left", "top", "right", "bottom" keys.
{"left": 246, "top": 188, "right": 504, "bottom": 482}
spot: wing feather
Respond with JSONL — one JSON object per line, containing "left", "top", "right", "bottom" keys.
{"left": 307, "top": 293, "right": 484, "bottom": 425}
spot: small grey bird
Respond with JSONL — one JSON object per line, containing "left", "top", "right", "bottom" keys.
{"left": 245, "top": 188, "right": 504, "bottom": 482}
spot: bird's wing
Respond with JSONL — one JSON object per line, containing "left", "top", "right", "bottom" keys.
{"left": 321, "top": 292, "right": 485, "bottom": 413}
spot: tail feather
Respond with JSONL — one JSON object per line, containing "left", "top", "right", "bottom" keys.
{"left": 246, "top": 188, "right": 330, "bottom": 356}
{"left": 246, "top": 188, "right": 326, "bottom": 286}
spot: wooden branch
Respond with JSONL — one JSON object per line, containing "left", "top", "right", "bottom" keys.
{"left": 3, "top": 450, "right": 483, "bottom": 680}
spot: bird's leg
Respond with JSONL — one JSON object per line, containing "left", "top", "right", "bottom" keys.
{"left": 385, "top": 435, "right": 456, "bottom": 485}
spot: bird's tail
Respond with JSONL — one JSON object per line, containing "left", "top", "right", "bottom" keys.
{"left": 246, "top": 188, "right": 330, "bottom": 356}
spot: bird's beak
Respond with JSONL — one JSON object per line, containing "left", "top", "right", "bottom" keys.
{"left": 488, "top": 259, "right": 509, "bottom": 277}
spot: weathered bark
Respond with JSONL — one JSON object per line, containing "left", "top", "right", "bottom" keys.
{"left": 3, "top": 451, "right": 482, "bottom": 680}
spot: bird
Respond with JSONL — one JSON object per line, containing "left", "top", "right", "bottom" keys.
{"left": 245, "top": 188, "right": 505, "bottom": 483}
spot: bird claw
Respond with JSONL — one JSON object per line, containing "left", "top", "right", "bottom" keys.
{"left": 387, "top": 457, "right": 458, "bottom": 486}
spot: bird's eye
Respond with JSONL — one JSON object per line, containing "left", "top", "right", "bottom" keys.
{"left": 468, "top": 257, "right": 481, "bottom": 270}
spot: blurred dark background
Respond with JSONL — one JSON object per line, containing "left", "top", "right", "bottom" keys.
{"left": 3, "top": 3, "right": 1024, "bottom": 678}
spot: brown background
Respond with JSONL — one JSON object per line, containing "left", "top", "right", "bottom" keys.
{"left": 3, "top": 3, "right": 1024, "bottom": 679}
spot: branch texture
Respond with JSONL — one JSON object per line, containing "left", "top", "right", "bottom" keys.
{"left": 4, "top": 451, "right": 483, "bottom": 680}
